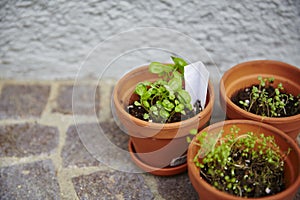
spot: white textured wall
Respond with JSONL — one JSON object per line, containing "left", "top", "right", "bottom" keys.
{"left": 0, "top": 0, "right": 299, "bottom": 80}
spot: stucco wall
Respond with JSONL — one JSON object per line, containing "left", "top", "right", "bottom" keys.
{"left": 0, "top": 0, "right": 299, "bottom": 80}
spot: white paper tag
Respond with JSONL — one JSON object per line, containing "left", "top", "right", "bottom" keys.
{"left": 184, "top": 61, "right": 209, "bottom": 109}
{"left": 169, "top": 154, "right": 187, "bottom": 167}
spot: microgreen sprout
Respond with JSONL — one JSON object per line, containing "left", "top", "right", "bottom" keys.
{"left": 237, "top": 76, "right": 300, "bottom": 117}
{"left": 192, "top": 125, "right": 290, "bottom": 198}
{"left": 132, "top": 57, "right": 201, "bottom": 123}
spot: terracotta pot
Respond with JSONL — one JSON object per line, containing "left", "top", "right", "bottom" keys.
{"left": 219, "top": 60, "right": 300, "bottom": 141}
{"left": 113, "top": 65, "right": 215, "bottom": 170}
{"left": 127, "top": 139, "right": 187, "bottom": 176}
{"left": 187, "top": 120, "right": 300, "bottom": 200}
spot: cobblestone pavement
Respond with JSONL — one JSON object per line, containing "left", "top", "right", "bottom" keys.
{"left": 0, "top": 79, "right": 299, "bottom": 200}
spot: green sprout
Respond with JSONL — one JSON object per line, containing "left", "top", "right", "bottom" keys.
{"left": 192, "top": 125, "right": 290, "bottom": 198}
{"left": 133, "top": 56, "right": 195, "bottom": 123}
{"left": 238, "top": 76, "right": 300, "bottom": 117}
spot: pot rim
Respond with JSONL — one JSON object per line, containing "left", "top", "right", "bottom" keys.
{"left": 113, "top": 65, "right": 215, "bottom": 130}
{"left": 188, "top": 119, "right": 300, "bottom": 200}
{"left": 220, "top": 60, "right": 300, "bottom": 123}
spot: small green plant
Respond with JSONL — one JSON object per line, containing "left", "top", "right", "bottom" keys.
{"left": 190, "top": 125, "right": 290, "bottom": 198}
{"left": 238, "top": 76, "right": 300, "bottom": 117}
{"left": 133, "top": 56, "right": 197, "bottom": 123}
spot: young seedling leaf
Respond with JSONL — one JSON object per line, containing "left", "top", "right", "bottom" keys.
{"left": 171, "top": 56, "right": 188, "bottom": 73}
{"left": 190, "top": 128, "right": 198, "bottom": 135}
{"left": 159, "top": 109, "right": 170, "bottom": 119}
{"left": 143, "top": 113, "right": 149, "bottom": 120}
{"left": 149, "top": 62, "right": 165, "bottom": 74}
{"left": 134, "top": 101, "right": 141, "bottom": 106}
{"left": 177, "top": 90, "right": 192, "bottom": 104}
{"left": 135, "top": 83, "right": 146, "bottom": 96}
{"left": 168, "top": 77, "right": 182, "bottom": 91}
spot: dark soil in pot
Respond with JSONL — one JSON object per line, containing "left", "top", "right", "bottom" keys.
{"left": 192, "top": 123, "right": 291, "bottom": 198}
{"left": 231, "top": 82, "right": 300, "bottom": 118}
{"left": 127, "top": 98, "right": 203, "bottom": 123}
{"left": 200, "top": 148, "right": 286, "bottom": 198}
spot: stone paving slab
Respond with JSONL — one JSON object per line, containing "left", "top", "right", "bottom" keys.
{"left": 0, "top": 80, "right": 299, "bottom": 200}
{"left": 52, "top": 84, "right": 100, "bottom": 115}
{"left": 61, "top": 124, "right": 101, "bottom": 168}
{"left": 0, "top": 159, "right": 60, "bottom": 200}
{"left": 100, "top": 121, "right": 129, "bottom": 151}
{"left": 0, "top": 123, "right": 59, "bottom": 157}
{"left": 155, "top": 173, "right": 198, "bottom": 200}
{"left": 72, "top": 170, "right": 154, "bottom": 200}
{"left": 0, "top": 84, "right": 50, "bottom": 119}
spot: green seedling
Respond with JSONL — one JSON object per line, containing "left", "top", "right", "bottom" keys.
{"left": 239, "top": 76, "right": 300, "bottom": 117}
{"left": 192, "top": 125, "right": 290, "bottom": 198}
{"left": 134, "top": 56, "right": 193, "bottom": 123}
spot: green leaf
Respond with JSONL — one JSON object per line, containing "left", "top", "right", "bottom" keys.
{"left": 168, "top": 77, "right": 182, "bottom": 91}
{"left": 149, "top": 62, "right": 173, "bottom": 74}
{"left": 177, "top": 90, "right": 191, "bottom": 104}
{"left": 143, "top": 100, "right": 150, "bottom": 108}
{"left": 150, "top": 106, "right": 158, "bottom": 111}
{"left": 149, "top": 62, "right": 165, "bottom": 74}
{"left": 268, "top": 77, "right": 275, "bottom": 83}
{"left": 158, "top": 86, "right": 166, "bottom": 93}
{"left": 135, "top": 83, "right": 147, "bottom": 96}
{"left": 169, "top": 92, "right": 175, "bottom": 100}
{"left": 141, "top": 91, "right": 152, "bottom": 100}
{"left": 171, "top": 56, "right": 188, "bottom": 73}
{"left": 278, "top": 83, "right": 284, "bottom": 90}
{"left": 143, "top": 81, "right": 151, "bottom": 86}
{"left": 150, "top": 106, "right": 159, "bottom": 116}
{"left": 171, "top": 56, "right": 188, "bottom": 66}
{"left": 143, "top": 113, "right": 149, "bottom": 119}
{"left": 159, "top": 109, "right": 170, "bottom": 119}
{"left": 165, "top": 102, "right": 174, "bottom": 112}
{"left": 134, "top": 101, "right": 141, "bottom": 106}
{"left": 258, "top": 76, "right": 266, "bottom": 87}
{"left": 186, "top": 103, "right": 193, "bottom": 111}
{"left": 162, "top": 99, "right": 170, "bottom": 107}
{"left": 156, "top": 80, "right": 168, "bottom": 86}
{"left": 156, "top": 101, "right": 162, "bottom": 108}
{"left": 149, "top": 87, "right": 158, "bottom": 95}
{"left": 186, "top": 136, "right": 192, "bottom": 143}
{"left": 190, "top": 129, "right": 198, "bottom": 135}
{"left": 175, "top": 104, "right": 184, "bottom": 112}
{"left": 173, "top": 71, "right": 182, "bottom": 79}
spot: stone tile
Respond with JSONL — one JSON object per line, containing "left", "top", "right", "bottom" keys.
{"left": 0, "top": 84, "right": 50, "bottom": 119}
{"left": 52, "top": 85, "right": 100, "bottom": 115}
{"left": 72, "top": 170, "right": 154, "bottom": 200}
{"left": 61, "top": 121, "right": 129, "bottom": 168}
{"left": 100, "top": 120, "right": 129, "bottom": 151}
{"left": 98, "top": 84, "right": 114, "bottom": 120}
{"left": 61, "top": 124, "right": 101, "bottom": 168}
{"left": 0, "top": 159, "right": 60, "bottom": 200}
{"left": 0, "top": 123, "right": 59, "bottom": 157}
{"left": 155, "top": 172, "right": 198, "bottom": 200}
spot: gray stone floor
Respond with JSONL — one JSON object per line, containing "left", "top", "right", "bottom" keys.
{"left": 0, "top": 80, "right": 198, "bottom": 200}
{"left": 0, "top": 79, "right": 299, "bottom": 200}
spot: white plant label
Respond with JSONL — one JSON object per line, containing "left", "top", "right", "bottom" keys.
{"left": 184, "top": 61, "right": 209, "bottom": 109}
{"left": 170, "top": 154, "right": 187, "bottom": 167}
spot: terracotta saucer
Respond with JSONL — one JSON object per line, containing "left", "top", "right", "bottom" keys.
{"left": 128, "top": 139, "right": 187, "bottom": 176}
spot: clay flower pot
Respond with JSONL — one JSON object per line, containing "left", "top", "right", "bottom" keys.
{"left": 113, "top": 65, "right": 214, "bottom": 175}
{"left": 220, "top": 60, "right": 300, "bottom": 141}
{"left": 187, "top": 120, "right": 300, "bottom": 200}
